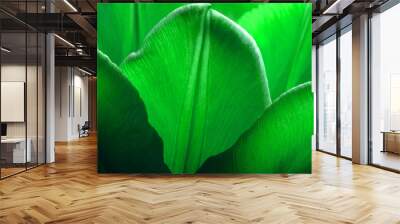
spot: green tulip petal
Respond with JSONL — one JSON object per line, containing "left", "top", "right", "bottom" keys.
{"left": 98, "top": 3, "right": 186, "bottom": 65}
{"left": 211, "top": 3, "right": 259, "bottom": 21}
{"left": 238, "top": 4, "right": 312, "bottom": 100}
{"left": 98, "top": 3, "right": 137, "bottom": 65}
{"left": 121, "top": 4, "right": 271, "bottom": 174}
{"left": 199, "top": 82, "right": 313, "bottom": 173}
{"left": 97, "top": 50, "right": 169, "bottom": 173}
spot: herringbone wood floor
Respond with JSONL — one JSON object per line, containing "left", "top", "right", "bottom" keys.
{"left": 1, "top": 135, "right": 400, "bottom": 224}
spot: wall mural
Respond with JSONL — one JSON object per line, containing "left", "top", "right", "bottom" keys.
{"left": 97, "top": 3, "right": 313, "bottom": 174}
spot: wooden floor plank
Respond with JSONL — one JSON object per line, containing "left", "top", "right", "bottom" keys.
{"left": 0, "top": 135, "right": 400, "bottom": 223}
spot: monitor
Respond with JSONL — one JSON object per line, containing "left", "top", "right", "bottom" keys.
{"left": 1, "top": 123, "right": 7, "bottom": 137}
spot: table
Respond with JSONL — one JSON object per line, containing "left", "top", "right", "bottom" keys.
{"left": 1, "top": 138, "right": 31, "bottom": 163}
{"left": 381, "top": 131, "right": 400, "bottom": 154}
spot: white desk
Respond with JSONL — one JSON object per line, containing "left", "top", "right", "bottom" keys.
{"left": 1, "top": 138, "right": 31, "bottom": 163}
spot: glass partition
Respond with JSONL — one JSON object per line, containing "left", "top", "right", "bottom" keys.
{"left": 0, "top": 1, "right": 46, "bottom": 179}
{"left": 317, "top": 35, "right": 337, "bottom": 154}
{"left": 27, "top": 31, "right": 38, "bottom": 169}
{"left": 1, "top": 30, "right": 28, "bottom": 177}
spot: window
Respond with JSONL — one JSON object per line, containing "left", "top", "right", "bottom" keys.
{"left": 339, "top": 27, "right": 352, "bottom": 158}
{"left": 370, "top": 3, "right": 400, "bottom": 171}
{"left": 317, "top": 35, "right": 337, "bottom": 154}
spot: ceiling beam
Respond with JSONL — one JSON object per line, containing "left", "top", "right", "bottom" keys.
{"left": 67, "top": 13, "right": 97, "bottom": 46}
{"left": 55, "top": 55, "right": 96, "bottom": 72}
{"left": 11, "top": 13, "right": 82, "bottom": 32}
{"left": 312, "top": 15, "right": 335, "bottom": 33}
{"left": 323, "top": 0, "right": 356, "bottom": 14}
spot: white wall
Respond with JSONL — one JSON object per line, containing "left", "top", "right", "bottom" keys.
{"left": 1, "top": 65, "right": 26, "bottom": 141}
{"left": 1, "top": 65, "right": 38, "bottom": 137}
{"left": 72, "top": 73, "right": 89, "bottom": 138}
{"left": 55, "top": 67, "right": 70, "bottom": 141}
{"left": 55, "top": 67, "right": 89, "bottom": 141}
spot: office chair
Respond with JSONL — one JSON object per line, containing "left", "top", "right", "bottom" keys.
{"left": 79, "top": 121, "right": 90, "bottom": 138}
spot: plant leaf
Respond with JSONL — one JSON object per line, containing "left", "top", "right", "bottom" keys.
{"left": 199, "top": 82, "right": 313, "bottom": 173}
{"left": 238, "top": 4, "right": 312, "bottom": 100}
{"left": 121, "top": 4, "right": 271, "bottom": 174}
{"left": 97, "top": 50, "right": 169, "bottom": 173}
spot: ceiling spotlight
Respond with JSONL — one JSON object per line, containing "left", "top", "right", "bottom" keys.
{"left": 76, "top": 48, "right": 84, "bottom": 55}
{"left": 1, "top": 47, "right": 11, "bottom": 53}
